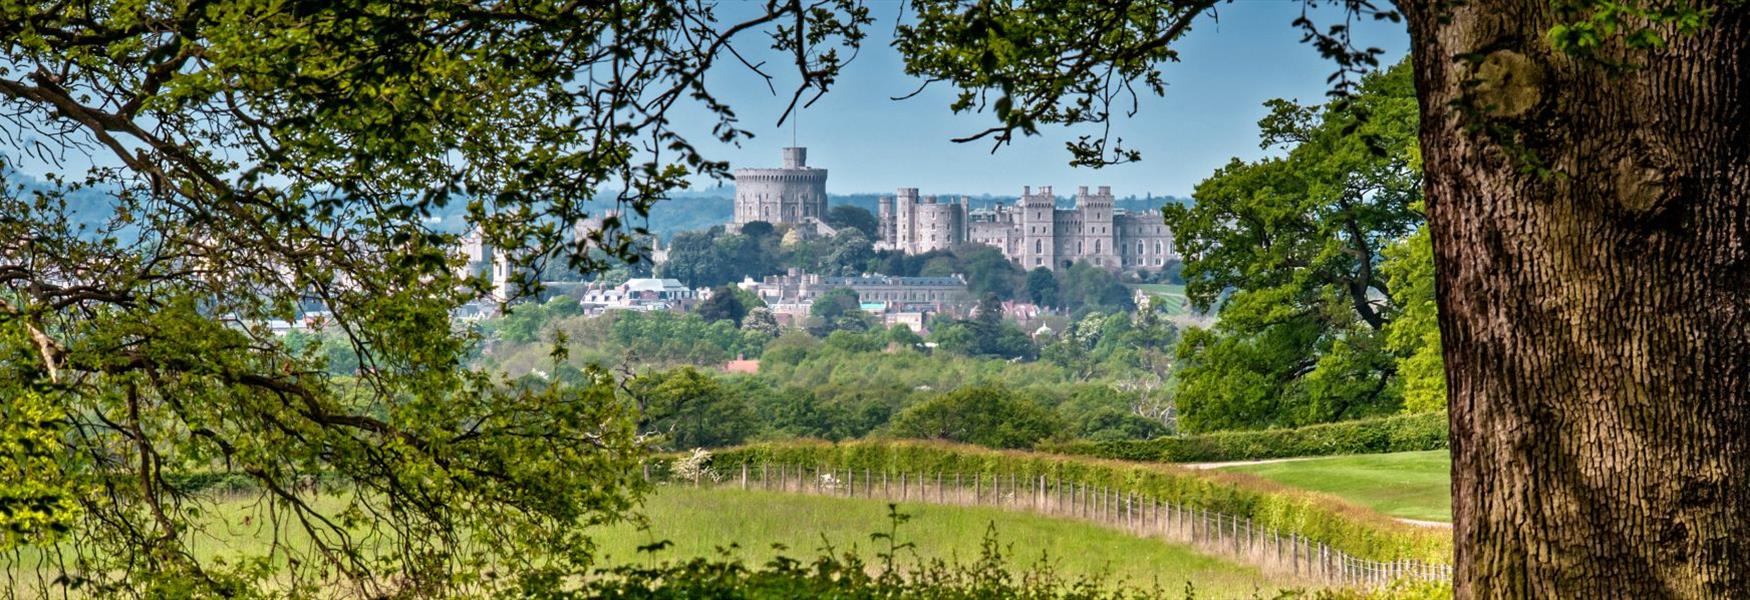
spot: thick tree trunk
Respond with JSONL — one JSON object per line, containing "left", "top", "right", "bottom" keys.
{"left": 1404, "top": 2, "right": 1750, "bottom": 597}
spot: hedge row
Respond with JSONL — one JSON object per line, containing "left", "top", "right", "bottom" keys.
{"left": 1042, "top": 411, "right": 1448, "bottom": 463}
{"left": 691, "top": 440, "right": 1452, "bottom": 564}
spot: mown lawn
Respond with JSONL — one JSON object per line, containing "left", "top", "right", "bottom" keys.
{"left": 1128, "top": 283, "right": 1192, "bottom": 315}
{"left": 1221, "top": 451, "right": 1452, "bottom": 522}
{"left": 594, "top": 486, "right": 1284, "bottom": 596}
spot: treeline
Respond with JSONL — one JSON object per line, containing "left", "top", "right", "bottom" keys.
{"left": 1042, "top": 411, "right": 1448, "bottom": 463}
{"left": 469, "top": 305, "right": 1183, "bottom": 451}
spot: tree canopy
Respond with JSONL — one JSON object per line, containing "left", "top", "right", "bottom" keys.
{"left": 0, "top": 0, "right": 868, "bottom": 594}
{"left": 1164, "top": 61, "right": 1431, "bottom": 432}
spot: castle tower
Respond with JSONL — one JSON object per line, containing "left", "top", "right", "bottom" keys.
{"left": 1076, "top": 185, "right": 1117, "bottom": 269}
{"left": 732, "top": 147, "right": 829, "bottom": 231}
{"left": 1020, "top": 185, "right": 1057, "bottom": 270}
{"left": 877, "top": 194, "right": 896, "bottom": 243}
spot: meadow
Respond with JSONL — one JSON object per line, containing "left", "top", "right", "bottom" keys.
{"left": 1129, "top": 283, "right": 1194, "bottom": 316}
{"left": 594, "top": 486, "right": 1286, "bottom": 596}
{"left": 1220, "top": 451, "right": 1452, "bottom": 522}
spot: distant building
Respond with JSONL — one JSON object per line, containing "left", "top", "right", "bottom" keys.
{"left": 879, "top": 185, "right": 1175, "bottom": 273}
{"left": 721, "top": 358, "right": 761, "bottom": 375}
{"left": 742, "top": 270, "right": 970, "bottom": 313}
{"left": 732, "top": 147, "right": 829, "bottom": 232}
{"left": 578, "top": 278, "right": 699, "bottom": 312}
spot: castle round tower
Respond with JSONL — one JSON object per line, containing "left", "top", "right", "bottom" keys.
{"left": 733, "top": 147, "right": 829, "bottom": 231}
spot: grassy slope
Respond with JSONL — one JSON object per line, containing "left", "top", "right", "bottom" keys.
{"left": 1129, "top": 283, "right": 1192, "bottom": 316}
{"left": 594, "top": 486, "right": 1281, "bottom": 596}
{"left": 1220, "top": 451, "right": 1452, "bottom": 522}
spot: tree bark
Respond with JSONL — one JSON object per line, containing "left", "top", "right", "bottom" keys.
{"left": 1405, "top": 2, "right": 1750, "bottom": 597}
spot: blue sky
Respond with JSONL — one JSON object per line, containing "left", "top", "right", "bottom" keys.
{"left": 679, "top": 0, "right": 1410, "bottom": 198}
{"left": 8, "top": 1, "right": 1409, "bottom": 201}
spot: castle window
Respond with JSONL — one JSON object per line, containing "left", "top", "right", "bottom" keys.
{"left": 1035, "top": 240, "right": 1042, "bottom": 253}
{"left": 1094, "top": 240, "right": 1101, "bottom": 254}
{"left": 1155, "top": 242, "right": 1163, "bottom": 254}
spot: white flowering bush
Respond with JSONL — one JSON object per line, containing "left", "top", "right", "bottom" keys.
{"left": 673, "top": 448, "right": 720, "bottom": 484}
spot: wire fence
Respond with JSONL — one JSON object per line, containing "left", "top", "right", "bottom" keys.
{"left": 657, "top": 463, "right": 1452, "bottom": 589}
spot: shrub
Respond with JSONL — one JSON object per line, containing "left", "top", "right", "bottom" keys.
{"left": 1043, "top": 412, "right": 1448, "bottom": 463}
{"left": 889, "top": 386, "right": 1065, "bottom": 449}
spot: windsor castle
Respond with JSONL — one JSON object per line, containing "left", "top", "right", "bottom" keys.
{"left": 734, "top": 147, "right": 1175, "bottom": 273}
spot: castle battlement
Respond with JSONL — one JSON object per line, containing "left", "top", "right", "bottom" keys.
{"left": 732, "top": 147, "right": 829, "bottom": 231}
{"left": 879, "top": 185, "right": 1174, "bottom": 273}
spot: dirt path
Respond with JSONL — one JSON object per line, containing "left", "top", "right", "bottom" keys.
{"left": 1394, "top": 518, "right": 1452, "bottom": 528}
{"left": 1179, "top": 456, "right": 1315, "bottom": 470}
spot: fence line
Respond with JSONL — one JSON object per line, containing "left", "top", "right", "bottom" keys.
{"left": 662, "top": 463, "right": 1452, "bottom": 589}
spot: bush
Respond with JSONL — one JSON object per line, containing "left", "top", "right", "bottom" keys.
{"left": 1043, "top": 412, "right": 1448, "bottom": 464}
{"left": 695, "top": 440, "right": 1452, "bottom": 564}
{"left": 889, "top": 386, "right": 1065, "bottom": 449}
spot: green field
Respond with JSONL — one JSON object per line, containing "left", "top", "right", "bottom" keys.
{"left": 1220, "top": 451, "right": 1452, "bottom": 522}
{"left": 1130, "top": 283, "right": 1194, "bottom": 316}
{"left": 11, "top": 487, "right": 1287, "bottom": 596}
{"left": 595, "top": 486, "right": 1283, "bottom": 595}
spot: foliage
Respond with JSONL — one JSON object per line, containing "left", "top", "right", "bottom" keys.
{"left": 280, "top": 329, "right": 364, "bottom": 375}
{"left": 1548, "top": 0, "right": 1715, "bottom": 61}
{"left": 703, "top": 440, "right": 1454, "bottom": 564}
{"left": 741, "top": 307, "right": 783, "bottom": 339}
{"left": 1044, "top": 411, "right": 1449, "bottom": 464}
{"left": 663, "top": 223, "right": 885, "bottom": 287}
{"left": 482, "top": 308, "right": 771, "bottom": 377}
{"left": 930, "top": 295, "right": 1037, "bottom": 360}
{"left": 825, "top": 205, "right": 881, "bottom": 238}
{"left": 0, "top": 386, "right": 77, "bottom": 550}
{"left": 493, "top": 295, "right": 586, "bottom": 343}
{"left": 889, "top": 386, "right": 1067, "bottom": 449}
{"left": 873, "top": 244, "right": 1026, "bottom": 301}
{"left": 1166, "top": 61, "right": 1423, "bottom": 432}
{"left": 887, "top": 324, "right": 925, "bottom": 348}
{"left": 1041, "top": 310, "right": 1177, "bottom": 382}
{"left": 808, "top": 287, "right": 872, "bottom": 336}
{"left": 661, "top": 229, "right": 783, "bottom": 288}
{"left": 697, "top": 286, "right": 751, "bottom": 326}
{"left": 1026, "top": 267, "right": 1060, "bottom": 307}
{"left": 824, "top": 229, "right": 878, "bottom": 276}
{"left": 1381, "top": 226, "right": 1445, "bottom": 413}
{"left": 632, "top": 367, "right": 758, "bottom": 450}
{"left": 1054, "top": 262, "right": 1136, "bottom": 313}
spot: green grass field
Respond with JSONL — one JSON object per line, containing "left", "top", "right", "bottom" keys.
{"left": 594, "top": 486, "right": 1282, "bottom": 595}
{"left": 11, "top": 487, "right": 1287, "bottom": 596}
{"left": 1220, "top": 451, "right": 1452, "bottom": 522}
{"left": 1130, "top": 283, "right": 1194, "bottom": 316}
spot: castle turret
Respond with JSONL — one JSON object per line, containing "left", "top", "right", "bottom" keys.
{"left": 782, "top": 147, "right": 807, "bottom": 169}
{"left": 1075, "top": 184, "right": 1116, "bottom": 269}
{"left": 1020, "top": 185, "right": 1056, "bottom": 270}
{"left": 733, "top": 147, "right": 828, "bottom": 231}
